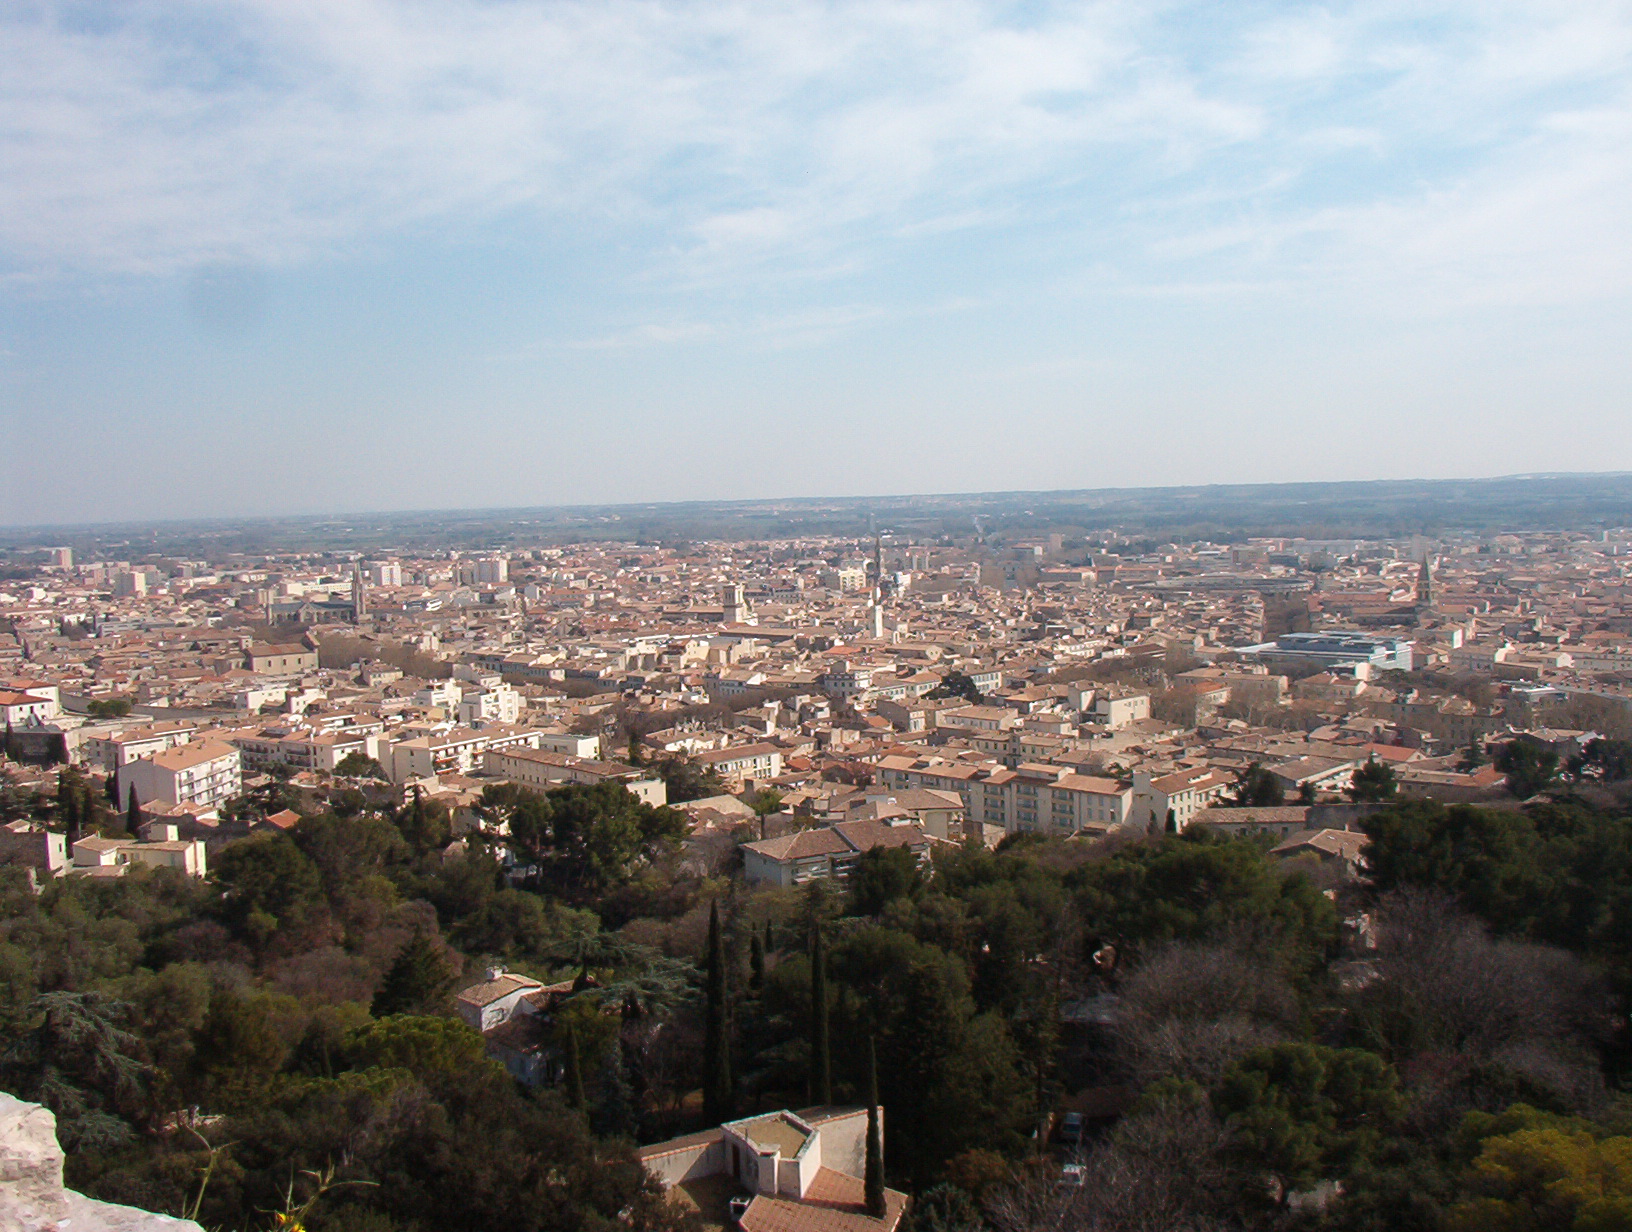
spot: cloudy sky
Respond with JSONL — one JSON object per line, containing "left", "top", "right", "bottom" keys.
{"left": 4, "top": 0, "right": 1631, "bottom": 525}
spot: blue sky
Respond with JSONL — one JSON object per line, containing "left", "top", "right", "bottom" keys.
{"left": 4, "top": 0, "right": 1632, "bottom": 525}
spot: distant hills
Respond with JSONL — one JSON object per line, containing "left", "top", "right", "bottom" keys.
{"left": 6, "top": 472, "right": 1632, "bottom": 557}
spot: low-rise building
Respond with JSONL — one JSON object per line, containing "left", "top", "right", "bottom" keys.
{"left": 742, "top": 818, "right": 934, "bottom": 888}
{"left": 637, "top": 1107, "right": 906, "bottom": 1232}
{"left": 482, "top": 746, "right": 667, "bottom": 806}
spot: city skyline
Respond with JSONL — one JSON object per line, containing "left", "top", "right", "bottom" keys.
{"left": 6, "top": 1, "right": 1632, "bottom": 525}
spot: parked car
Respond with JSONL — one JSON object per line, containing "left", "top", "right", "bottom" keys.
{"left": 1056, "top": 1111, "right": 1085, "bottom": 1144}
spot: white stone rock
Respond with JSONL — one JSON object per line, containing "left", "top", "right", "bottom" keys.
{"left": 0, "top": 1093, "right": 203, "bottom": 1232}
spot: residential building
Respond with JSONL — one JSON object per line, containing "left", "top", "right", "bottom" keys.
{"left": 245, "top": 643, "right": 319, "bottom": 674}
{"left": 742, "top": 818, "right": 934, "bottom": 888}
{"left": 696, "top": 743, "right": 785, "bottom": 788}
{"left": 482, "top": 746, "right": 668, "bottom": 806}
{"left": 1132, "top": 767, "right": 1233, "bottom": 833}
{"left": 68, "top": 831, "right": 208, "bottom": 878}
{"left": 119, "top": 740, "right": 242, "bottom": 810}
{"left": 81, "top": 722, "right": 198, "bottom": 772}
{"left": 637, "top": 1107, "right": 907, "bottom": 1232}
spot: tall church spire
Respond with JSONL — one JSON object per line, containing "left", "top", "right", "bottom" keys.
{"left": 1415, "top": 550, "right": 1435, "bottom": 610}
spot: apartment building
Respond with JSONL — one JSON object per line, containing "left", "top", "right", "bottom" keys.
{"left": 977, "top": 764, "right": 1133, "bottom": 834}
{"left": 482, "top": 746, "right": 667, "bottom": 806}
{"left": 234, "top": 725, "right": 383, "bottom": 774}
{"left": 81, "top": 721, "right": 197, "bottom": 772}
{"left": 696, "top": 743, "right": 785, "bottom": 787}
{"left": 388, "top": 725, "right": 541, "bottom": 782}
{"left": 877, "top": 753, "right": 1131, "bottom": 836}
{"left": 1089, "top": 690, "right": 1151, "bottom": 729}
{"left": 119, "top": 740, "right": 242, "bottom": 810}
{"left": 936, "top": 705, "right": 1017, "bottom": 734}
{"left": 1132, "top": 766, "right": 1233, "bottom": 833}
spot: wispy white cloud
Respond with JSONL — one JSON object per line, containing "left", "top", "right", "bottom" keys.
{"left": 1, "top": 0, "right": 1630, "bottom": 318}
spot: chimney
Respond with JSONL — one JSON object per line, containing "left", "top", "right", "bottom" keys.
{"left": 485, "top": 965, "right": 505, "bottom": 982}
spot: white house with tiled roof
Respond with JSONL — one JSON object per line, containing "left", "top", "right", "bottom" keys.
{"left": 637, "top": 1106, "right": 906, "bottom": 1232}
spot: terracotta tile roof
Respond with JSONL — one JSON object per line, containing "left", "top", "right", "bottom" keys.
{"left": 744, "top": 829, "right": 854, "bottom": 861}
{"left": 634, "top": 1127, "right": 724, "bottom": 1160}
{"left": 739, "top": 1168, "right": 907, "bottom": 1232}
{"left": 455, "top": 972, "right": 543, "bottom": 1008}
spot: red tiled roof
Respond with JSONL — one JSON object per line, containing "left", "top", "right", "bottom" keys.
{"left": 740, "top": 1168, "right": 907, "bottom": 1232}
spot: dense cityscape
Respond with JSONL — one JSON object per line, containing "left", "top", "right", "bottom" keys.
{"left": 8, "top": 2, "right": 1632, "bottom": 1230}
{"left": 4, "top": 488, "right": 1632, "bottom": 1230}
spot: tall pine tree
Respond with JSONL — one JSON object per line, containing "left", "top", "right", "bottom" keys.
{"left": 865, "top": 1034, "right": 885, "bottom": 1218}
{"left": 565, "top": 1024, "right": 586, "bottom": 1111}
{"left": 703, "top": 900, "right": 733, "bottom": 1122}
{"left": 57, "top": 770, "right": 81, "bottom": 843}
{"left": 371, "top": 931, "right": 454, "bottom": 1017}
{"left": 126, "top": 784, "right": 142, "bottom": 834}
{"left": 810, "top": 922, "right": 831, "bottom": 1106}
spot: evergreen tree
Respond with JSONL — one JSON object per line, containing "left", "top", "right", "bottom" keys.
{"left": 371, "top": 931, "right": 455, "bottom": 1017}
{"left": 565, "top": 1024, "right": 586, "bottom": 1111}
{"left": 105, "top": 768, "right": 120, "bottom": 807}
{"left": 127, "top": 783, "right": 142, "bottom": 833}
{"left": 865, "top": 1034, "right": 885, "bottom": 1218}
{"left": 765, "top": 917, "right": 776, "bottom": 955}
{"left": 749, "top": 930, "right": 765, "bottom": 991}
{"left": 810, "top": 921, "right": 831, "bottom": 1105}
{"left": 703, "top": 900, "right": 733, "bottom": 1122}
{"left": 57, "top": 769, "right": 81, "bottom": 842}
{"left": 591, "top": 1043, "right": 637, "bottom": 1139}
{"left": 3, "top": 718, "right": 18, "bottom": 762}
{"left": 1347, "top": 756, "right": 1398, "bottom": 802}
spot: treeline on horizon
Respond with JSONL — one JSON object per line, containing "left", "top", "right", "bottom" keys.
{"left": 7, "top": 472, "right": 1632, "bottom": 558}
{"left": 7, "top": 762, "right": 1632, "bottom": 1230}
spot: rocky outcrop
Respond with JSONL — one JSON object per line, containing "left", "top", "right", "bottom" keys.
{"left": 0, "top": 1092, "right": 202, "bottom": 1232}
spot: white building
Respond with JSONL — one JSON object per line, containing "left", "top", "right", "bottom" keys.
{"left": 119, "top": 740, "right": 242, "bottom": 810}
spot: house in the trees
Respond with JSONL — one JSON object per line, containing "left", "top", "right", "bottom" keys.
{"left": 637, "top": 1107, "right": 907, "bottom": 1232}
{"left": 454, "top": 966, "right": 578, "bottom": 1086}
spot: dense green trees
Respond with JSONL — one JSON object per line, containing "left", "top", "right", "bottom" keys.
{"left": 11, "top": 763, "right": 1632, "bottom": 1232}
{"left": 1496, "top": 740, "right": 1561, "bottom": 798}
{"left": 1346, "top": 757, "right": 1398, "bottom": 802}
{"left": 1231, "top": 761, "right": 1286, "bottom": 806}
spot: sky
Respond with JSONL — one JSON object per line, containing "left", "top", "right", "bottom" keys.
{"left": 4, "top": 0, "right": 1632, "bottom": 527}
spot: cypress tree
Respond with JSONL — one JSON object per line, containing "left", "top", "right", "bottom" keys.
{"left": 703, "top": 900, "right": 733, "bottom": 1122}
{"left": 810, "top": 922, "right": 831, "bottom": 1105}
{"left": 864, "top": 1034, "right": 885, "bottom": 1218}
{"left": 3, "top": 719, "right": 17, "bottom": 763}
{"left": 80, "top": 780, "right": 101, "bottom": 834}
{"left": 749, "top": 930, "right": 765, "bottom": 991}
{"left": 58, "top": 770, "right": 81, "bottom": 842}
{"left": 565, "top": 1024, "right": 586, "bottom": 1111}
{"left": 105, "top": 769, "right": 120, "bottom": 807}
{"left": 127, "top": 783, "right": 142, "bottom": 834}
{"left": 591, "top": 1044, "right": 637, "bottom": 1139}
{"left": 765, "top": 917, "right": 775, "bottom": 954}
